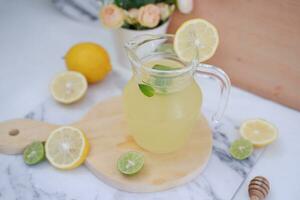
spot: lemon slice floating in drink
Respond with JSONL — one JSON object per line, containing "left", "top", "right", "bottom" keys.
{"left": 174, "top": 18, "right": 219, "bottom": 62}
{"left": 240, "top": 119, "right": 278, "bottom": 147}
{"left": 50, "top": 71, "right": 88, "bottom": 104}
{"left": 117, "top": 152, "right": 144, "bottom": 175}
{"left": 45, "top": 126, "right": 90, "bottom": 170}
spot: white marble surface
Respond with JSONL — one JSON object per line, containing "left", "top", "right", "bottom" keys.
{"left": 0, "top": 0, "right": 300, "bottom": 199}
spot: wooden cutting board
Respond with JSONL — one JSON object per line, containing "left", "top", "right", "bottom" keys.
{"left": 0, "top": 96, "right": 212, "bottom": 192}
{"left": 169, "top": 0, "right": 300, "bottom": 110}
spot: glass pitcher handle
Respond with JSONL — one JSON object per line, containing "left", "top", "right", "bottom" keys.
{"left": 194, "top": 63, "right": 231, "bottom": 125}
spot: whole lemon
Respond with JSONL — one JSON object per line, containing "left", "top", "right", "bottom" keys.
{"left": 65, "top": 42, "right": 112, "bottom": 83}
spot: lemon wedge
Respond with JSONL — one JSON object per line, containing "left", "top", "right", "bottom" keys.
{"left": 240, "top": 119, "right": 278, "bottom": 147}
{"left": 50, "top": 71, "right": 87, "bottom": 104}
{"left": 45, "top": 126, "right": 90, "bottom": 170}
{"left": 174, "top": 18, "right": 219, "bottom": 62}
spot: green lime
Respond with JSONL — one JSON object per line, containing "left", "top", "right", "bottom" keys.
{"left": 23, "top": 141, "right": 45, "bottom": 165}
{"left": 230, "top": 139, "right": 253, "bottom": 160}
{"left": 117, "top": 151, "right": 144, "bottom": 175}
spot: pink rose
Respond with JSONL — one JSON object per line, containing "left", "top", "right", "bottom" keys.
{"left": 129, "top": 8, "right": 139, "bottom": 19}
{"left": 157, "top": 3, "right": 173, "bottom": 21}
{"left": 125, "top": 8, "right": 139, "bottom": 24}
{"left": 138, "top": 4, "right": 160, "bottom": 28}
{"left": 100, "top": 4, "right": 124, "bottom": 28}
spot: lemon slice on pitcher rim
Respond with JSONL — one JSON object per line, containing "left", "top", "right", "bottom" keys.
{"left": 50, "top": 71, "right": 88, "bottom": 104}
{"left": 174, "top": 18, "right": 219, "bottom": 62}
{"left": 240, "top": 119, "right": 278, "bottom": 147}
{"left": 45, "top": 126, "right": 90, "bottom": 170}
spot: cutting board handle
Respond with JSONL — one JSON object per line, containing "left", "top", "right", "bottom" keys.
{"left": 0, "top": 97, "right": 122, "bottom": 155}
{"left": 0, "top": 119, "right": 57, "bottom": 154}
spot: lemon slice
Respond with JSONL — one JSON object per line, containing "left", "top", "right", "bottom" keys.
{"left": 174, "top": 18, "right": 219, "bottom": 62}
{"left": 240, "top": 119, "right": 278, "bottom": 147}
{"left": 50, "top": 71, "right": 88, "bottom": 104}
{"left": 45, "top": 126, "right": 90, "bottom": 170}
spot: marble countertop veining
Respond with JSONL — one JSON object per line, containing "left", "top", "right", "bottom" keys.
{"left": 1, "top": 1, "right": 300, "bottom": 200}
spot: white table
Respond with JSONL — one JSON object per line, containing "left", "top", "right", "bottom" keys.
{"left": 0, "top": 1, "right": 299, "bottom": 199}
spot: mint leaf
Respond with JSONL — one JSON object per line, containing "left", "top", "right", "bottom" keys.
{"left": 152, "top": 64, "right": 180, "bottom": 71}
{"left": 139, "top": 65, "right": 180, "bottom": 96}
{"left": 151, "top": 65, "right": 179, "bottom": 94}
{"left": 155, "top": 43, "right": 175, "bottom": 54}
{"left": 154, "top": 76, "right": 171, "bottom": 90}
{"left": 138, "top": 84, "right": 155, "bottom": 97}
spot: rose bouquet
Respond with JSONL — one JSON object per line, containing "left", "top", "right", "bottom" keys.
{"left": 100, "top": 0, "right": 193, "bottom": 30}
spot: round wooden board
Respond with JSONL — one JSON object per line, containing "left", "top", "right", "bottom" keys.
{"left": 0, "top": 96, "right": 212, "bottom": 193}
{"left": 79, "top": 97, "right": 213, "bottom": 193}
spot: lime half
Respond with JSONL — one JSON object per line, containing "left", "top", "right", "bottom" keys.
{"left": 230, "top": 139, "right": 253, "bottom": 160}
{"left": 23, "top": 141, "right": 45, "bottom": 165}
{"left": 117, "top": 152, "right": 144, "bottom": 175}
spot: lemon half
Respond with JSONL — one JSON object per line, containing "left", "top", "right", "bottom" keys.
{"left": 240, "top": 119, "right": 278, "bottom": 147}
{"left": 45, "top": 126, "right": 90, "bottom": 170}
{"left": 50, "top": 71, "right": 87, "bottom": 104}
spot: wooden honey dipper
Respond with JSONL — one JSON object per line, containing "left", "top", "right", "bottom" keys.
{"left": 248, "top": 176, "right": 270, "bottom": 200}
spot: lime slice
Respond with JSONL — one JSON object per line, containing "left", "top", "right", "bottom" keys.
{"left": 174, "top": 18, "right": 219, "bottom": 62}
{"left": 23, "top": 141, "right": 45, "bottom": 165}
{"left": 230, "top": 139, "right": 253, "bottom": 160}
{"left": 240, "top": 119, "right": 278, "bottom": 147}
{"left": 117, "top": 152, "right": 144, "bottom": 175}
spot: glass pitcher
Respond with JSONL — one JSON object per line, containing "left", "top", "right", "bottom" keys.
{"left": 123, "top": 34, "right": 230, "bottom": 154}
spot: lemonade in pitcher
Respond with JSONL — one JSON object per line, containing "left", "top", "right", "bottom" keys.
{"left": 123, "top": 58, "right": 202, "bottom": 153}
{"left": 123, "top": 19, "right": 230, "bottom": 154}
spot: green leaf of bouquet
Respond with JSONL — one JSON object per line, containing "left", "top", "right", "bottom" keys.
{"left": 115, "top": 0, "right": 155, "bottom": 9}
